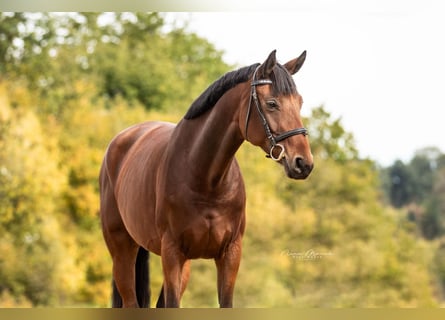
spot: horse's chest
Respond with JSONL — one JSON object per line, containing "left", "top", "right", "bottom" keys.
{"left": 177, "top": 211, "right": 242, "bottom": 259}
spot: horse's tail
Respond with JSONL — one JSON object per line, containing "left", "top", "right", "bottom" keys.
{"left": 135, "top": 247, "right": 150, "bottom": 307}
{"left": 112, "top": 247, "right": 150, "bottom": 308}
{"left": 112, "top": 278, "right": 122, "bottom": 307}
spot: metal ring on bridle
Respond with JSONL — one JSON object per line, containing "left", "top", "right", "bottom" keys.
{"left": 270, "top": 144, "right": 285, "bottom": 161}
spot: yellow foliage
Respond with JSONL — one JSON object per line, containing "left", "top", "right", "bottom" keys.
{"left": 0, "top": 290, "right": 32, "bottom": 307}
{"left": 0, "top": 74, "right": 441, "bottom": 307}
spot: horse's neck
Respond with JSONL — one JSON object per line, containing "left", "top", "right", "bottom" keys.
{"left": 169, "top": 88, "right": 245, "bottom": 190}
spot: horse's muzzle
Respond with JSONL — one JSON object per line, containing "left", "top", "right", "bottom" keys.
{"left": 284, "top": 156, "right": 314, "bottom": 179}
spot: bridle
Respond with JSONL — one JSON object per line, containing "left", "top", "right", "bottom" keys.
{"left": 245, "top": 65, "right": 308, "bottom": 161}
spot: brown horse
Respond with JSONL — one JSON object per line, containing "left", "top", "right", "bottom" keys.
{"left": 99, "top": 50, "right": 313, "bottom": 308}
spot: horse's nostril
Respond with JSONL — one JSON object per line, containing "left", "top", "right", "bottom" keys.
{"left": 295, "top": 157, "right": 304, "bottom": 169}
{"left": 294, "top": 156, "right": 314, "bottom": 174}
{"left": 295, "top": 157, "right": 304, "bottom": 174}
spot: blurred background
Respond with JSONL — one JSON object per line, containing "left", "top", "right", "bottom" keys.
{"left": 1, "top": 12, "right": 445, "bottom": 307}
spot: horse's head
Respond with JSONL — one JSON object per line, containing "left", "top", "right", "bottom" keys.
{"left": 242, "top": 50, "right": 313, "bottom": 179}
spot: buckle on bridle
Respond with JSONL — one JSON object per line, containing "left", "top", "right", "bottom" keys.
{"left": 269, "top": 144, "right": 285, "bottom": 161}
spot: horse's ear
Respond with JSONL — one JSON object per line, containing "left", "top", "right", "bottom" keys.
{"left": 258, "top": 50, "right": 277, "bottom": 78}
{"left": 284, "top": 50, "right": 306, "bottom": 75}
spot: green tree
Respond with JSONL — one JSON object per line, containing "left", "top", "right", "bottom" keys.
{"left": 386, "top": 160, "right": 415, "bottom": 208}
{"left": 421, "top": 167, "right": 445, "bottom": 239}
{"left": 306, "top": 106, "right": 359, "bottom": 163}
{"left": 381, "top": 147, "right": 445, "bottom": 239}
{"left": 410, "top": 149, "right": 436, "bottom": 203}
{"left": 279, "top": 105, "right": 365, "bottom": 210}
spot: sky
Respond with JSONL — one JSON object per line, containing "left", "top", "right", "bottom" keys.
{"left": 167, "top": 1, "right": 445, "bottom": 165}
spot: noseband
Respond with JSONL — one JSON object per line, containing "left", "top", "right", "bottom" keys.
{"left": 245, "top": 66, "right": 308, "bottom": 161}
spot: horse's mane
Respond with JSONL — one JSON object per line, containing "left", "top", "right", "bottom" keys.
{"left": 184, "top": 64, "right": 258, "bottom": 120}
{"left": 184, "top": 63, "right": 297, "bottom": 120}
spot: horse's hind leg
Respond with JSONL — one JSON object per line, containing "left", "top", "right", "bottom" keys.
{"left": 110, "top": 233, "right": 139, "bottom": 307}
{"left": 102, "top": 221, "right": 140, "bottom": 307}
{"left": 100, "top": 176, "right": 140, "bottom": 307}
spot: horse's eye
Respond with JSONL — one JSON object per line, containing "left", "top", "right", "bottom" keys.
{"left": 266, "top": 100, "right": 279, "bottom": 110}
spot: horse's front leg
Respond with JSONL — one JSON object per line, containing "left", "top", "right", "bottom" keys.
{"left": 156, "top": 259, "right": 191, "bottom": 307}
{"left": 215, "top": 236, "right": 242, "bottom": 308}
{"left": 160, "top": 234, "right": 187, "bottom": 307}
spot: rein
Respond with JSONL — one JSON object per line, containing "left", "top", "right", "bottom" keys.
{"left": 245, "top": 66, "right": 308, "bottom": 161}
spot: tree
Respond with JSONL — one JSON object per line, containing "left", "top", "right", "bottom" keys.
{"left": 410, "top": 149, "right": 437, "bottom": 203}
{"left": 1, "top": 12, "right": 442, "bottom": 307}
{"left": 0, "top": 85, "right": 78, "bottom": 306}
{"left": 386, "top": 160, "right": 415, "bottom": 208}
{"left": 305, "top": 106, "right": 359, "bottom": 163}
{"left": 421, "top": 168, "right": 445, "bottom": 239}
{"left": 278, "top": 105, "right": 365, "bottom": 210}
{"left": 381, "top": 147, "right": 445, "bottom": 239}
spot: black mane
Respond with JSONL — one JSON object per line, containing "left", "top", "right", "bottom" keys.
{"left": 184, "top": 63, "right": 297, "bottom": 120}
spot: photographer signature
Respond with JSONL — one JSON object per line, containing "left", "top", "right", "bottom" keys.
{"left": 281, "top": 248, "right": 333, "bottom": 261}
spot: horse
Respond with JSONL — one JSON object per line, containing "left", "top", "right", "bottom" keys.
{"left": 99, "top": 50, "right": 314, "bottom": 308}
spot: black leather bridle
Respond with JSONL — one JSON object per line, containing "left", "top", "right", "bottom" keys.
{"left": 245, "top": 66, "right": 308, "bottom": 161}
